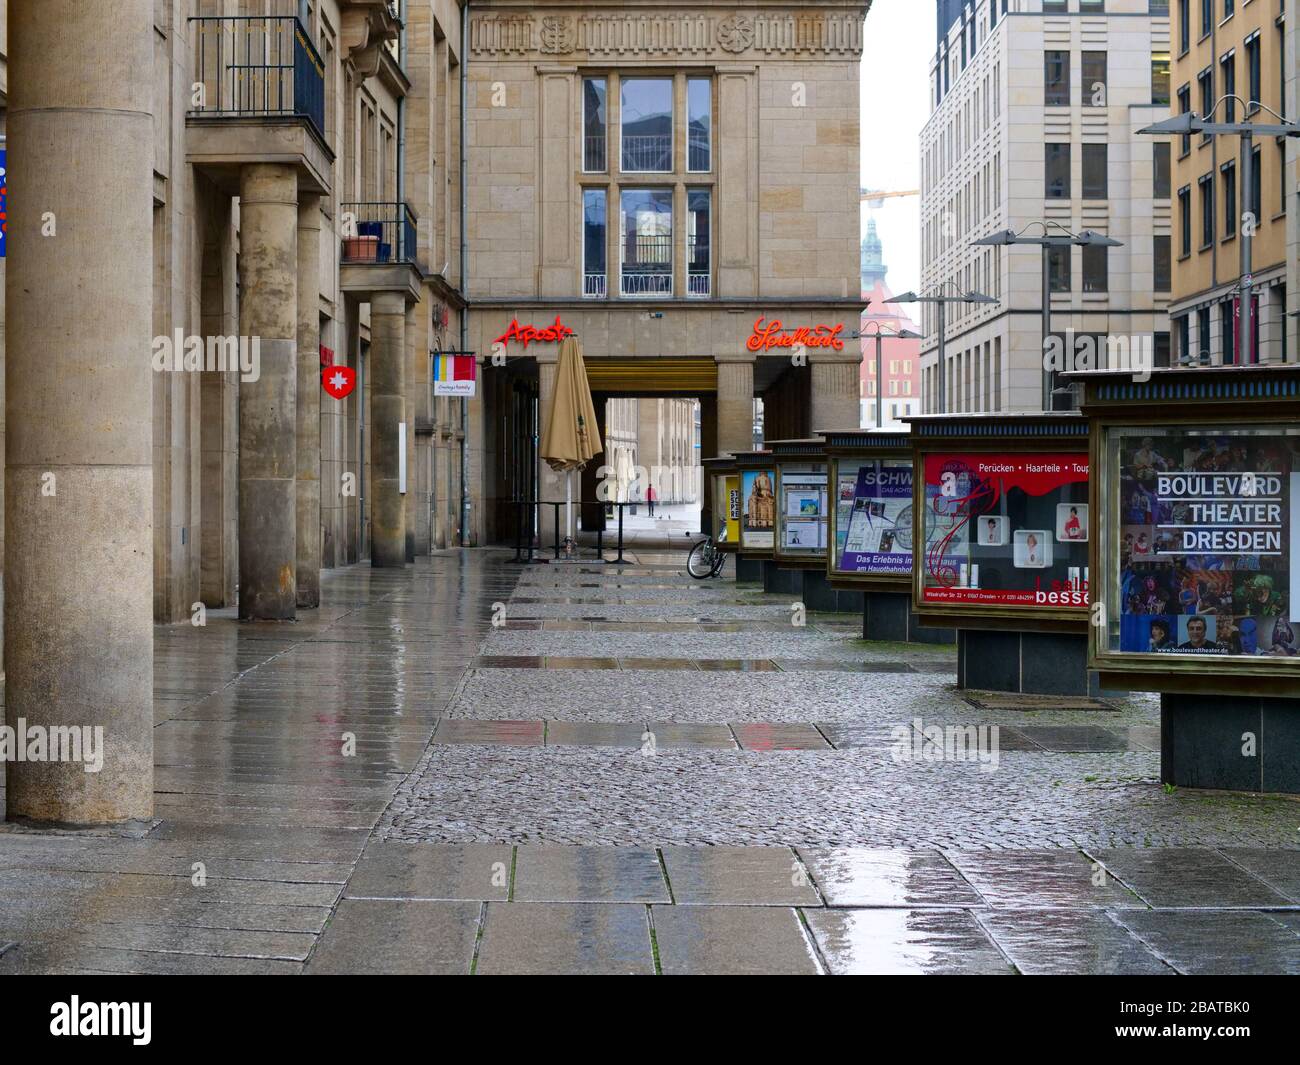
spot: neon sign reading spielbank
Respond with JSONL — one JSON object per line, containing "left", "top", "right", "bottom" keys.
{"left": 493, "top": 316, "right": 575, "bottom": 349}
{"left": 746, "top": 317, "right": 845, "bottom": 353}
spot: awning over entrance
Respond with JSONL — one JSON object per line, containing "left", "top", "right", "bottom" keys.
{"left": 583, "top": 357, "right": 718, "bottom": 394}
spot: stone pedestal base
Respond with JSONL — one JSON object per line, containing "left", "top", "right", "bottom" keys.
{"left": 735, "top": 556, "right": 765, "bottom": 583}
{"left": 762, "top": 565, "right": 862, "bottom": 614}
{"left": 957, "top": 629, "right": 1097, "bottom": 696}
{"left": 1161, "top": 693, "right": 1300, "bottom": 794}
{"left": 863, "top": 590, "right": 955, "bottom": 645}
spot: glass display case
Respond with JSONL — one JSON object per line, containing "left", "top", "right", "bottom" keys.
{"left": 769, "top": 440, "right": 830, "bottom": 566}
{"left": 731, "top": 450, "right": 776, "bottom": 558}
{"left": 823, "top": 429, "right": 914, "bottom": 586}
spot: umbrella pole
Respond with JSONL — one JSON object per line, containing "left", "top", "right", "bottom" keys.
{"left": 566, "top": 470, "right": 574, "bottom": 550}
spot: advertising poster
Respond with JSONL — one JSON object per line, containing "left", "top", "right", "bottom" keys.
{"left": 780, "top": 467, "right": 828, "bottom": 552}
{"left": 741, "top": 469, "right": 776, "bottom": 549}
{"left": 836, "top": 460, "right": 913, "bottom": 575}
{"left": 921, "top": 452, "right": 1090, "bottom": 608}
{"left": 1114, "top": 429, "right": 1299, "bottom": 657}
{"left": 724, "top": 475, "right": 741, "bottom": 545}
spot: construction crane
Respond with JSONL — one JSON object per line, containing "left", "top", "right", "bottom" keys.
{"left": 860, "top": 188, "right": 920, "bottom": 209}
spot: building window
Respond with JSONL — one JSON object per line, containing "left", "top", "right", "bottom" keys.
{"left": 1048, "top": 245, "right": 1071, "bottom": 292}
{"left": 1224, "top": 0, "right": 1234, "bottom": 18}
{"left": 1200, "top": 0, "right": 1212, "bottom": 37}
{"left": 620, "top": 78, "right": 672, "bottom": 173}
{"left": 1178, "top": 185, "right": 1192, "bottom": 255}
{"left": 1082, "top": 52, "right": 1108, "bottom": 106}
{"left": 1044, "top": 51, "right": 1070, "bottom": 106}
{"left": 1177, "top": 0, "right": 1189, "bottom": 54}
{"left": 1082, "top": 244, "right": 1108, "bottom": 293}
{"left": 1177, "top": 84, "right": 1192, "bottom": 156}
{"left": 687, "top": 189, "right": 711, "bottom": 297}
{"left": 1198, "top": 307, "right": 1211, "bottom": 364}
{"left": 687, "top": 78, "right": 711, "bottom": 172}
{"left": 582, "top": 188, "right": 607, "bottom": 297}
{"left": 1154, "top": 235, "right": 1171, "bottom": 291}
{"left": 1154, "top": 141, "right": 1171, "bottom": 198}
{"left": 1199, "top": 174, "right": 1214, "bottom": 247}
{"left": 1176, "top": 314, "right": 1189, "bottom": 364}
{"left": 583, "top": 78, "right": 607, "bottom": 173}
{"left": 1082, "top": 143, "right": 1108, "bottom": 199}
{"left": 1045, "top": 143, "right": 1071, "bottom": 198}
{"left": 1220, "top": 51, "right": 1235, "bottom": 122}
{"left": 1154, "top": 330, "right": 1171, "bottom": 370}
{"left": 1152, "top": 53, "right": 1170, "bottom": 107}
{"left": 1250, "top": 145, "right": 1262, "bottom": 221}
{"left": 619, "top": 189, "right": 672, "bottom": 296}
{"left": 1198, "top": 68, "right": 1213, "bottom": 143}
{"left": 1221, "top": 161, "right": 1236, "bottom": 237}
{"left": 1245, "top": 33, "right": 1261, "bottom": 112}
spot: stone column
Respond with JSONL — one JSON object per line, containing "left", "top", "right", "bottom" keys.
{"left": 4, "top": 0, "right": 154, "bottom": 824}
{"left": 238, "top": 164, "right": 298, "bottom": 619}
{"left": 371, "top": 293, "right": 407, "bottom": 566}
{"left": 810, "top": 359, "right": 860, "bottom": 433}
{"left": 716, "top": 359, "right": 754, "bottom": 454}
{"left": 404, "top": 302, "right": 421, "bottom": 562}
{"left": 296, "top": 194, "right": 322, "bottom": 607}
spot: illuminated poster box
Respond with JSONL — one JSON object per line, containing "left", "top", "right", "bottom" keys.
{"left": 768, "top": 439, "right": 831, "bottom": 567}
{"left": 906, "top": 413, "right": 1093, "bottom": 631}
{"left": 821, "top": 428, "right": 915, "bottom": 590}
{"left": 731, "top": 449, "right": 777, "bottom": 559}
{"left": 1070, "top": 366, "right": 1300, "bottom": 698}
{"left": 702, "top": 456, "right": 740, "bottom": 552}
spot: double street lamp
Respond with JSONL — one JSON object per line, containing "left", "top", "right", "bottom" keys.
{"left": 1139, "top": 98, "right": 1300, "bottom": 367}
{"left": 972, "top": 223, "right": 1122, "bottom": 411}
{"left": 890, "top": 284, "right": 996, "bottom": 414}
{"left": 858, "top": 321, "right": 921, "bottom": 428}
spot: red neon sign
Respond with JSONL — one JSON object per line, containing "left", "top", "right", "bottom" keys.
{"left": 493, "top": 315, "right": 575, "bottom": 350}
{"left": 746, "top": 317, "right": 845, "bottom": 353}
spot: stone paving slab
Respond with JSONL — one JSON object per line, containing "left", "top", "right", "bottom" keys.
{"left": 473, "top": 903, "right": 655, "bottom": 975}
{"left": 1219, "top": 848, "right": 1300, "bottom": 903}
{"left": 944, "top": 850, "right": 1144, "bottom": 909}
{"left": 546, "top": 721, "right": 649, "bottom": 748}
{"left": 974, "top": 909, "right": 1174, "bottom": 975}
{"left": 660, "top": 846, "right": 822, "bottom": 906}
{"left": 432, "top": 719, "right": 545, "bottom": 746}
{"left": 1091, "top": 847, "right": 1294, "bottom": 908}
{"left": 344, "top": 842, "right": 512, "bottom": 901}
{"left": 732, "top": 723, "right": 833, "bottom": 751}
{"left": 306, "top": 900, "right": 480, "bottom": 975}
{"left": 798, "top": 848, "right": 986, "bottom": 908}
{"left": 645, "top": 723, "right": 738, "bottom": 750}
{"left": 1113, "top": 910, "right": 1300, "bottom": 975}
{"left": 803, "top": 908, "right": 1017, "bottom": 975}
{"left": 652, "top": 906, "right": 822, "bottom": 975}
{"left": 512, "top": 846, "right": 670, "bottom": 903}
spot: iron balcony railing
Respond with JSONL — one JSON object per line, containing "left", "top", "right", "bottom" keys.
{"left": 621, "top": 234, "right": 672, "bottom": 296}
{"left": 583, "top": 135, "right": 607, "bottom": 173}
{"left": 583, "top": 273, "right": 608, "bottom": 298}
{"left": 341, "top": 202, "right": 418, "bottom": 265}
{"left": 621, "top": 135, "right": 672, "bottom": 172}
{"left": 189, "top": 16, "right": 326, "bottom": 141}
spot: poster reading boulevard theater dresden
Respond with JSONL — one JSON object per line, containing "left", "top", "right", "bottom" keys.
{"left": 1112, "top": 428, "right": 1300, "bottom": 658}
{"left": 920, "top": 453, "right": 1091, "bottom": 609}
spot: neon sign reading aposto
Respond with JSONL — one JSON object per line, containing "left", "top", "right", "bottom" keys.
{"left": 747, "top": 317, "right": 845, "bottom": 353}
{"left": 493, "top": 316, "right": 575, "bottom": 349}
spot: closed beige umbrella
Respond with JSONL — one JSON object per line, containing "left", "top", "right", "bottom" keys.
{"left": 541, "top": 336, "right": 603, "bottom": 550}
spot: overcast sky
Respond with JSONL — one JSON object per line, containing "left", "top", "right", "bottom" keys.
{"left": 859, "top": 0, "right": 932, "bottom": 294}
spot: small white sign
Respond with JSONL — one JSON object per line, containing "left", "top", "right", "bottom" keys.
{"left": 399, "top": 422, "right": 407, "bottom": 495}
{"left": 434, "top": 379, "right": 476, "bottom": 397}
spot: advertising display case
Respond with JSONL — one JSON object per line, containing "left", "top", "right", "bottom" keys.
{"left": 769, "top": 439, "right": 831, "bottom": 569}
{"left": 906, "top": 412, "right": 1095, "bottom": 695}
{"left": 1071, "top": 365, "right": 1300, "bottom": 794}
{"left": 702, "top": 456, "right": 741, "bottom": 553}
{"left": 731, "top": 450, "right": 777, "bottom": 580}
{"left": 821, "top": 428, "right": 955, "bottom": 644}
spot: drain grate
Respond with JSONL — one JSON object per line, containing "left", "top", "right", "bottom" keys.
{"left": 963, "top": 691, "right": 1117, "bottom": 713}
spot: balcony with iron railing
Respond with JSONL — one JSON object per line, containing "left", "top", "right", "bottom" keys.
{"left": 339, "top": 201, "right": 423, "bottom": 301}
{"left": 621, "top": 135, "right": 672, "bottom": 173}
{"left": 621, "top": 235, "right": 673, "bottom": 297}
{"left": 186, "top": 15, "right": 332, "bottom": 194}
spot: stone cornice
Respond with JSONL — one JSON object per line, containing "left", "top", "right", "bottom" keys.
{"left": 468, "top": 6, "right": 868, "bottom": 61}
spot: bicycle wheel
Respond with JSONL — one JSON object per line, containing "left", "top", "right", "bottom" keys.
{"left": 687, "top": 539, "right": 716, "bottom": 579}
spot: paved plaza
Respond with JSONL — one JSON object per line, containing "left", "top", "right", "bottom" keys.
{"left": 2, "top": 549, "right": 1300, "bottom": 974}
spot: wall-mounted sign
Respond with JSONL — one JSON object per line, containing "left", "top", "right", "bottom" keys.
{"left": 320, "top": 344, "right": 334, "bottom": 368}
{"left": 1, "top": 148, "right": 7, "bottom": 258}
{"left": 746, "top": 317, "right": 844, "bottom": 353}
{"left": 322, "top": 365, "right": 356, "bottom": 400}
{"left": 434, "top": 353, "right": 477, "bottom": 397}
{"left": 920, "top": 452, "right": 1090, "bottom": 609}
{"left": 493, "top": 315, "right": 575, "bottom": 350}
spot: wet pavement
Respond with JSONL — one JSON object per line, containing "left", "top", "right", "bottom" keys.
{"left": 2, "top": 549, "right": 1300, "bottom": 974}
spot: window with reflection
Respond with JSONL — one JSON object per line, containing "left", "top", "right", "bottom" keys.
{"left": 621, "top": 78, "right": 673, "bottom": 172}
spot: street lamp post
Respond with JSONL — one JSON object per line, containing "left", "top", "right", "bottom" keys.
{"left": 972, "top": 224, "right": 1122, "bottom": 411}
{"left": 890, "top": 286, "right": 996, "bottom": 414}
{"left": 1139, "top": 99, "right": 1300, "bottom": 366}
{"left": 859, "top": 321, "right": 922, "bottom": 428}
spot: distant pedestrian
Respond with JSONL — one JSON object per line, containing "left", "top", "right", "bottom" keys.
{"left": 646, "top": 483, "right": 656, "bottom": 518}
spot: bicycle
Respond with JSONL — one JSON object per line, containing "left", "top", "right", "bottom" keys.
{"left": 687, "top": 533, "right": 728, "bottom": 579}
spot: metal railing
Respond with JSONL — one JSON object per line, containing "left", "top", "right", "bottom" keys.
{"left": 621, "top": 134, "right": 672, "bottom": 172}
{"left": 583, "top": 135, "right": 607, "bottom": 172}
{"left": 621, "top": 234, "right": 672, "bottom": 296}
{"left": 688, "top": 270, "right": 711, "bottom": 297}
{"left": 688, "top": 131, "right": 710, "bottom": 171}
{"left": 340, "top": 202, "right": 418, "bottom": 265}
{"left": 583, "top": 273, "right": 608, "bottom": 298}
{"left": 189, "top": 16, "right": 326, "bottom": 141}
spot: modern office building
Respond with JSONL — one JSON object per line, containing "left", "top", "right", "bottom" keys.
{"left": 920, "top": 0, "right": 1173, "bottom": 413}
{"left": 1169, "top": 0, "right": 1289, "bottom": 365}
